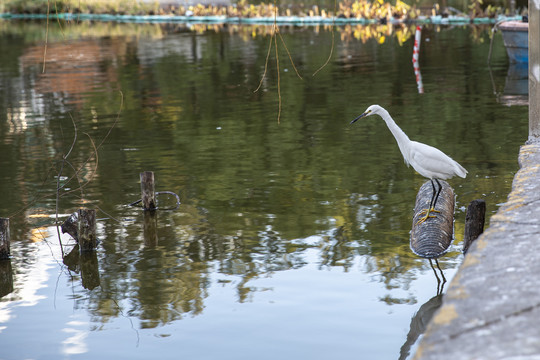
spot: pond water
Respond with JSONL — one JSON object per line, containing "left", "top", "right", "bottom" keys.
{"left": 0, "top": 20, "right": 529, "bottom": 359}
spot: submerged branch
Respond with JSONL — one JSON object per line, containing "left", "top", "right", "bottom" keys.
{"left": 8, "top": 91, "right": 123, "bottom": 224}
{"left": 278, "top": 32, "right": 302, "bottom": 80}
{"left": 254, "top": 30, "right": 274, "bottom": 93}
{"left": 313, "top": 0, "right": 337, "bottom": 76}
{"left": 274, "top": 28, "right": 281, "bottom": 123}
{"left": 253, "top": 2, "right": 305, "bottom": 124}
{"left": 60, "top": 91, "right": 122, "bottom": 195}
{"left": 42, "top": 0, "right": 50, "bottom": 73}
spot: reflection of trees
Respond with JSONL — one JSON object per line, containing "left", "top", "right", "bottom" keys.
{"left": 73, "top": 201, "right": 318, "bottom": 327}
{"left": 133, "top": 249, "right": 209, "bottom": 328}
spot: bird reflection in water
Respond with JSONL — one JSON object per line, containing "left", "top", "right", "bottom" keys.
{"left": 399, "top": 294, "right": 443, "bottom": 360}
{"left": 429, "top": 258, "right": 446, "bottom": 296}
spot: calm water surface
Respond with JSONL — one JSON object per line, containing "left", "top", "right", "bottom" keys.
{"left": 0, "top": 20, "right": 529, "bottom": 359}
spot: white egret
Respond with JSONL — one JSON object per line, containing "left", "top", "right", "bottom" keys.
{"left": 350, "top": 105, "right": 467, "bottom": 224}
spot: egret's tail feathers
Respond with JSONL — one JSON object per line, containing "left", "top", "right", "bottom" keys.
{"left": 455, "top": 162, "right": 468, "bottom": 178}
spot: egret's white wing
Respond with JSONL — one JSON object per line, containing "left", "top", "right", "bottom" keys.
{"left": 408, "top": 141, "right": 466, "bottom": 180}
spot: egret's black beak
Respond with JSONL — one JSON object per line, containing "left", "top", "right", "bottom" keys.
{"left": 350, "top": 112, "right": 369, "bottom": 125}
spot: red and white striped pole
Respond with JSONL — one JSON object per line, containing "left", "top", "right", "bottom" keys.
{"left": 412, "top": 26, "right": 424, "bottom": 94}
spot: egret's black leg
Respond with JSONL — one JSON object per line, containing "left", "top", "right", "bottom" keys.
{"left": 416, "top": 179, "right": 441, "bottom": 225}
{"left": 432, "top": 179, "right": 443, "bottom": 212}
{"left": 427, "top": 179, "right": 437, "bottom": 211}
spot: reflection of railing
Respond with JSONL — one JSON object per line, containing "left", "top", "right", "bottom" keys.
{"left": 412, "top": 25, "right": 424, "bottom": 93}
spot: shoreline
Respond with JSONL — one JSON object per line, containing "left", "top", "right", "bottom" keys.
{"left": 414, "top": 140, "right": 540, "bottom": 359}
{"left": 0, "top": 0, "right": 526, "bottom": 25}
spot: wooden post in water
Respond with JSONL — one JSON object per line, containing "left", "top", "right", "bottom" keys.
{"left": 140, "top": 171, "right": 157, "bottom": 211}
{"left": 410, "top": 181, "right": 455, "bottom": 259}
{"left": 78, "top": 209, "right": 97, "bottom": 252}
{"left": 61, "top": 212, "right": 79, "bottom": 242}
{"left": 530, "top": 0, "right": 540, "bottom": 140}
{"left": 0, "top": 218, "right": 10, "bottom": 260}
{"left": 462, "top": 199, "right": 486, "bottom": 254}
{"left": 140, "top": 171, "right": 158, "bottom": 245}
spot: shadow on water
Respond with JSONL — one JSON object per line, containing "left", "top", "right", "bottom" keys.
{"left": 0, "top": 260, "right": 14, "bottom": 298}
{"left": 64, "top": 245, "right": 101, "bottom": 290}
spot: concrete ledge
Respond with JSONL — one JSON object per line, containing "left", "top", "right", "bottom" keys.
{"left": 414, "top": 141, "right": 540, "bottom": 359}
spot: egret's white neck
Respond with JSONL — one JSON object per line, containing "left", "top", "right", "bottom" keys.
{"left": 379, "top": 109, "right": 411, "bottom": 163}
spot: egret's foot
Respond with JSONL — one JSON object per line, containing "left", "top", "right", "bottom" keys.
{"left": 417, "top": 207, "right": 441, "bottom": 216}
{"left": 416, "top": 207, "right": 440, "bottom": 225}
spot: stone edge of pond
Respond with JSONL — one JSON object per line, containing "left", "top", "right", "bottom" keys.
{"left": 0, "top": 12, "right": 523, "bottom": 25}
{"left": 414, "top": 140, "right": 540, "bottom": 359}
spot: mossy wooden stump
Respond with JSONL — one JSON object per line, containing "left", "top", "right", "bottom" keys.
{"left": 410, "top": 180, "right": 455, "bottom": 259}
{"left": 140, "top": 171, "right": 157, "bottom": 211}
{"left": 78, "top": 209, "right": 97, "bottom": 253}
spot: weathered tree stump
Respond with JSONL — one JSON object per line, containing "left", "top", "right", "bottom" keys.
{"left": 410, "top": 180, "right": 455, "bottom": 259}
{"left": 78, "top": 209, "right": 97, "bottom": 253}
{"left": 463, "top": 199, "right": 486, "bottom": 254}
{"left": 61, "top": 212, "right": 79, "bottom": 242}
{"left": 0, "top": 218, "right": 10, "bottom": 260}
{"left": 140, "top": 171, "right": 156, "bottom": 211}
